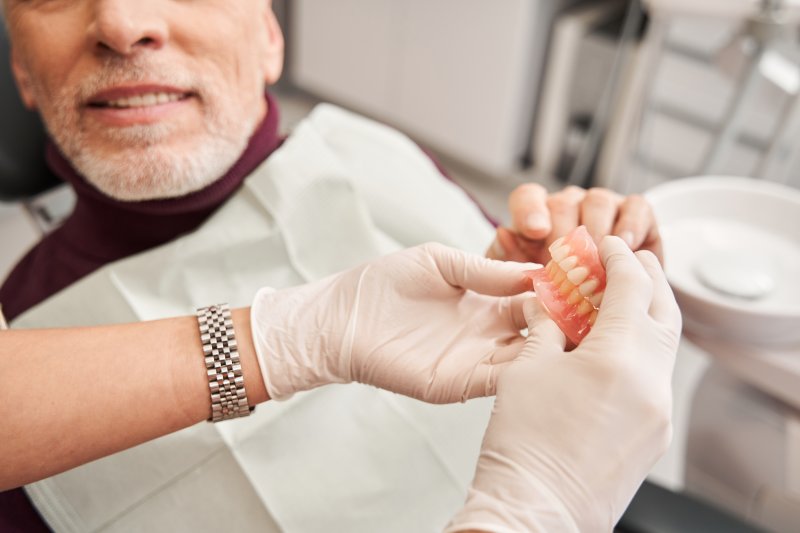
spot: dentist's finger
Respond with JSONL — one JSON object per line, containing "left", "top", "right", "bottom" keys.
{"left": 487, "top": 339, "right": 527, "bottom": 365}
{"left": 428, "top": 243, "right": 540, "bottom": 296}
{"left": 502, "top": 293, "right": 531, "bottom": 332}
{"left": 463, "top": 344, "right": 527, "bottom": 399}
{"left": 522, "top": 298, "right": 566, "bottom": 353}
{"left": 635, "top": 250, "right": 681, "bottom": 332}
{"left": 598, "top": 236, "right": 654, "bottom": 319}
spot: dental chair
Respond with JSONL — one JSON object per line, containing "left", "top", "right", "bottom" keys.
{"left": 0, "top": 20, "right": 59, "bottom": 201}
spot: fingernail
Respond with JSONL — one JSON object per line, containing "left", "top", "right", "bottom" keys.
{"left": 526, "top": 213, "right": 549, "bottom": 231}
{"left": 491, "top": 238, "right": 506, "bottom": 258}
{"left": 619, "top": 230, "right": 634, "bottom": 247}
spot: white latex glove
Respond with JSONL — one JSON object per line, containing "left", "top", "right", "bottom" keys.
{"left": 251, "top": 243, "right": 538, "bottom": 402}
{"left": 447, "top": 236, "right": 682, "bottom": 532}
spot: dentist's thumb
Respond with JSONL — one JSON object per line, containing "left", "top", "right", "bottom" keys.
{"left": 521, "top": 298, "right": 566, "bottom": 358}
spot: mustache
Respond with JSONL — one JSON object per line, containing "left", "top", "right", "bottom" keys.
{"left": 74, "top": 57, "right": 200, "bottom": 102}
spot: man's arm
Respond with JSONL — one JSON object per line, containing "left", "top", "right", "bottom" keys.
{"left": 0, "top": 308, "right": 268, "bottom": 491}
{"left": 1, "top": 243, "right": 533, "bottom": 491}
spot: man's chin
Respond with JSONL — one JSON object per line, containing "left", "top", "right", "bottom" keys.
{"left": 52, "top": 106, "right": 259, "bottom": 201}
{"left": 73, "top": 142, "right": 244, "bottom": 201}
{"left": 88, "top": 123, "right": 181, "bottom": 148}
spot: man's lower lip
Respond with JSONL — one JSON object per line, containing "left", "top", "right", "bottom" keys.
{"left": 85, "top": 97, "right": 193, "bottom": 125}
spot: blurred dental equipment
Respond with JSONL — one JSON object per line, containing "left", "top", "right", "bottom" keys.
{"left": 596, "top": 0, "right": 800, "bottom": 193}
{"left": 648, "top": 175, "right": 800, "bottom": 532}
{"left": 290, "top": 0, "right": 586, "bottom": 177}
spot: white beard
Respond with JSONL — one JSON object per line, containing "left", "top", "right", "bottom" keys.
{"left": 34, "top": 58, "right": 261, "bottom": 201}
{"left": 65, "top": 119, "right": 254, "bottom": 201}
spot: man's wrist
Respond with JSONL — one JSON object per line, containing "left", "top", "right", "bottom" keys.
{"left": 170, "top": 309, "right": 269, "bottom": 428}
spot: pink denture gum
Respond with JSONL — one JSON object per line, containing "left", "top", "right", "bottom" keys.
{"left": 525, "top": 226, "right": 606, "bottom": 345}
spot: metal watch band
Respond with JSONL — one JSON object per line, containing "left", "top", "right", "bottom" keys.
{"left": 196, "top": 303, "right": 254, "bottom": 422}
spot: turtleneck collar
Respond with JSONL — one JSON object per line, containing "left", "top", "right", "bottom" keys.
{"left": 46, "top": 91, "right": 282, "bottom": 260}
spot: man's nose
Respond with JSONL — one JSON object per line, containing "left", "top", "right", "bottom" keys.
{"left": 89, "top": 0, "right": 168, "bottom": 55}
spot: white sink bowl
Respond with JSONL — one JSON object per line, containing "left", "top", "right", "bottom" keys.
{"left": 646, "top": 176, "right": 800, "bottom": 346}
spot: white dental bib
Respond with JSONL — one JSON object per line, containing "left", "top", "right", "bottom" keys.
{"left": 15, "top": 104, "right": 496, "bottom": 533}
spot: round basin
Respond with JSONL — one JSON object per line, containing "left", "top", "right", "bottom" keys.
{"left": 646, "top": 176, "right": 800, "bottom": 346}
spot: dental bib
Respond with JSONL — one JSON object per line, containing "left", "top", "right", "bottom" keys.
{"left": 14, "top": 104, "right": 495, "bottom": 533}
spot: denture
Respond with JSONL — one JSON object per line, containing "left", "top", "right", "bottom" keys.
{"left": 525, "top": 226, "right": 606, "bottom": 345}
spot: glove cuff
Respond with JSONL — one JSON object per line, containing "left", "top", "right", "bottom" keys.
{"left": 251, "top": 287, "right": 288, "bottom": 400}
{"left": 446, "top": 451, "right": 581, "bottom": 533}
{"left": 250, "top": 285, "right": 350, "bottom": 400}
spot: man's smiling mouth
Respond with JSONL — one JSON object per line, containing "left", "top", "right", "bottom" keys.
{"left": 86, "top": 85, "right": 196, "bottom": 110}
{"left": 90, "top": 92, "right": 192, "bottom": 109}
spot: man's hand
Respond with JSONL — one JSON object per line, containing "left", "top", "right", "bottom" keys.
{"left": 487, "top": 184, "right": 663, "bottom": 265}
{"left": 251, "top": 243, "right": 537, "bottom": 403}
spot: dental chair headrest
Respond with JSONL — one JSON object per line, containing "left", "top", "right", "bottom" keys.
{"left": 0, "top": 20, "right": 59, "bottom": 202}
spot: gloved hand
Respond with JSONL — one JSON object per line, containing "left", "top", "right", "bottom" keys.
{"left": 251, "top": 243, "right": 538, "bottom": 402}
{"left": 447, "top": 236, "right": 682, "bottom": 532}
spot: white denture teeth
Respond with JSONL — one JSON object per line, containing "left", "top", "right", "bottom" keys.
{"left": 107, "top": 92, "right": 183, "bottom": 108}
{"left": 576, "top": 300, "right": 594, "bottom": 316}
{"left": 589, "top": 291, "right": 604, "bottom": 308}
{"left": 567, "top": 288, "right": 583, "bottom": 305}
{"left": 559, "top": 279, "right": 575, "bottom": 295}
{"left": 558, "top": 255, "right": 578, "bottom": 272}
{"left": 551, "top": 245, "right": 570, "bottom": 263}
{"left": 579, "top": 279, "right": 598, "bottom": 297}
{"left": 566, "top": 266, "right": 588, "bottom": 285}
{"left": 551, "top": 268, "right": 567, "bottom": 285}
{"left": 548, "top": 237, "right": 565, "bottom": 253}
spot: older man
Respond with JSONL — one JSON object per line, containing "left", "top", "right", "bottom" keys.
{"left": 1, "top": 1, "right": 668, "bottom": 531}
{"left": 1, "top": 0, "right": 285, "bottom": 318}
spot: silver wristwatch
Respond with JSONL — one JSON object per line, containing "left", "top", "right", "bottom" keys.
{"left": 196, "top": 303, "right": 254, "bottom": 422}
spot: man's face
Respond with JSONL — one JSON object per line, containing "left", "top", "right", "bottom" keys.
{"left": 5, "top": 0, "right": 284, "bottom": 201}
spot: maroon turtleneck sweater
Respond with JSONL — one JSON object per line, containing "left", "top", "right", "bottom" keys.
{"left": 0, "top": 92, "right": 283, "bottom": 533}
